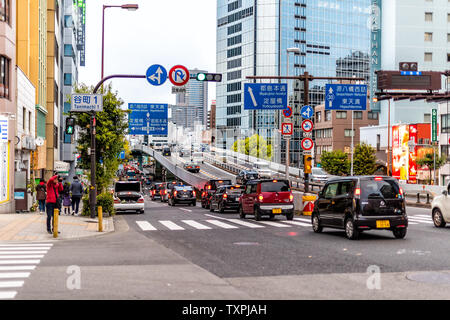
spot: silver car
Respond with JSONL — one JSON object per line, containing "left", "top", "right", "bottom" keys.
{"left": 309, "top": 167, "right": 331, "bottom": 184}
{"left": 113, "top": 181, "right": 145, "bottom": 214}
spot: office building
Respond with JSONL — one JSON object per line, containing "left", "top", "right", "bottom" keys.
{"left": 216, "top": 0, "right": 371, "bottom": 166}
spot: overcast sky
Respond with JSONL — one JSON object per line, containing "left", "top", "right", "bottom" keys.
{"left": 78, "top": 0, "right": 217, "bottom": 109}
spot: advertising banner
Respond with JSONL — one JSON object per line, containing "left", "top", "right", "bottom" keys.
{"left": 0, "top": 142, "right": 10, "bottom": 203}
{"left": 408, "top": 125, "right": 417, "bottom": 183}
{"left": 392, "top": 125, "right": 409, "bottom": 181}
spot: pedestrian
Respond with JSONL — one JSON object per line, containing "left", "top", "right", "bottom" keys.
{"left": 36, "top": 179, "right": 46, "bottom": 213}
{"left": 70, "top": 175, "right": 84, "bottom": 215}
{"left": 62, "top": 182, "right": 71, "bottom": 215}
{"left": 46, "top": 174, "right": 63, "bottom": 234}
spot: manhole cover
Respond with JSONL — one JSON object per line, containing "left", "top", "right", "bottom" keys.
{"left": 233, "top": 242, "right": 260, "bottom": 246}
{"left": 406, "top": 272, "right": 450, "bottom": 285}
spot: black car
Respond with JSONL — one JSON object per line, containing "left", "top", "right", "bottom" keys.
{"left": 162, "top": 147, "right": 171, "bottom": 156}
{"left": 201, "top": 179, "right": 233, "bottom": 209}
{"left": 236, "top": 170, "right": 259, "bottom": 184}
{"left": 168, "top": 185, "right": 196, "bottom": 206}
{"left": 312, "top": 176, "right": 407, "bottom": 240}
{"left": 209, "top": 185, "right": 245, "bottom": 213}
{"left": 183, "top": 162, "right": 201, "bottom": 173}
{"left": 150, "top": 183, "right": 164, "bottom": 201}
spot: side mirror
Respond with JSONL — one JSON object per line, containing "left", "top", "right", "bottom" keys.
{"left": 443, "top": 190, "right": 448, "bottom": 197}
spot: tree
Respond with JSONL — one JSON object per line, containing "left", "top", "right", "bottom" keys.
{"left": 353, "top": 143, "right": 377, "bottom": 175}
{"left": 230, "top": 134, "right": 272, "bottom": 160}
{"left": 320, "top": 150, "right": 350, "bottom": 176}
{"left": 71, "top": 83, "right": 129, "bottom": 193}
{"left": 416, "top": 148, "right": 446, "bottom": 184}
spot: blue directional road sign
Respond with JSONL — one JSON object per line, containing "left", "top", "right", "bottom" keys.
{"left": 325, "top": 84, "right": 367, "bottom": 111}
{"left": 128, "top": 103, "right": 168, "bottom": 135}
{"left": 300, "top": 105, "right": 313, "bottom": 119}
{"left": 244, "top": 83, "right": 287, "bottom": 110}
{"left": 146, "top": 64, "right": 167, "bottom": 86}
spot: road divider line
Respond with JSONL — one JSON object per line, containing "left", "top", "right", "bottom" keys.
{"left": 0, "top": 291, "right": 17, "bottom": 299}
{"left": 159, "top": 220, "right": 185, "bottom": 230}
{"left": 282, "top": 220, "right": 311, "bottom": 227}
{"left": 257, "top": 221, "right": 291, "bottom": 228}
{"left": 0, "top": 281, "right": 24, "bottom": 288}
{"left": 205, "top": 220, "right": 238, "bottom": 229}
{"left": 136, "top": 221, "right": 157, "bottom": 231}
{"left": 182, "top": 220, "right": 212, "bottom": 230}
{"left": 0, "top": 272, "right": 30, "bottom": 279}
{"left": 225, "top": 219, "right": 265, "bottom": 228}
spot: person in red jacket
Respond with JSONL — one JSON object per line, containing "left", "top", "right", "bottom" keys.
{"left": 46, "top": 174, "right": 63, "bottom": 234}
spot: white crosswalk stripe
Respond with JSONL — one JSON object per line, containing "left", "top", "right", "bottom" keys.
{"left": 182, "top": 220, "right": 212, "bottom": 230}
{"left": 294, "top": 217, "right": 312, "bottom": 224}
{"left": 0, "top": 243, "right": 52, "bottom": 300}
{"left": 136, "top": 221, "right": 157, "bottom": 231}
{"left": 159, "top": 220, "right": 185, "bottom": 230}
{"left": 282, "top": 220, "right": 311, "bottom": 227}
{"left": 224, "top": 219, "right": 265, "bottom": 228}
{"left": 257, "top": 221, "right": 291, "bottom": 228}
{"left": 205, "top": 220, "right": 238, "bottom": 229}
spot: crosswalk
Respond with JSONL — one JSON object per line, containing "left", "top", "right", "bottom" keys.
{"left": 0, "top": 243, "right": 52, "bottom": 299}
{"left": 136, "top": 215, "right": 435, "bottom": 232}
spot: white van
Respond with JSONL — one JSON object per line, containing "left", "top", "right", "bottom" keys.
{"left": 192, "top": 152, "right": 204, "bottom": 164}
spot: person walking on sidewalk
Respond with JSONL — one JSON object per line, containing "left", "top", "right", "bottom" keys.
{"left": 46, "top": 175, "right": 63, "bottom": 234}
{"left": 36, "top": 179, "right": 46, "bottom": 213}
{"left": 70, "top": 176, "right": 83, "bottom": 215}
{"left": 62, "top": 182, "right": 72, "bottom": 215}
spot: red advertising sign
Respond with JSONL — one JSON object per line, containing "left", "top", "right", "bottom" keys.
{"left": 408, "top": 124, "right": 417, "bottom": 183}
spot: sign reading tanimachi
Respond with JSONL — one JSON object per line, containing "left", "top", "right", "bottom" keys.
{"left": 71, "top": 94, "right": 103, "bottom": 112}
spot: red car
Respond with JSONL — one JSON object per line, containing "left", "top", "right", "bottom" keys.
{"left": 239, "top": 179, "right": 294, "bottom": 221}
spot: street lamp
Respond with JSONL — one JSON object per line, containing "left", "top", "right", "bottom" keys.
{"left": 285, "top": 47, "right": 300, "bottom": 179}
{"left": 101, "top": 4, "right": 139, "bottom": 81}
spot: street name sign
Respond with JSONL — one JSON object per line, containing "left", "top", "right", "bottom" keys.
{"left": 128, "top": 103, "right": 168, "bottom": 135}
{"left": 146, "top": 64, "right": 167, "bottom": 86}
{"left": 244, "top": 83, "right": 287, "bottom": 110}
{"left": 300, "top": 105, "right": 313, "bottom": 119}
{"left": 432, "top": 108, "right": 437, "bottom": 143}
{"left": 325, "top": 84, "right": 367, "bottom": 111}
{"left": 71, "top": 94, "right": 103, "bottom": 112}
{"left": 169, "top": 65, "right": 190, "bottom": 86}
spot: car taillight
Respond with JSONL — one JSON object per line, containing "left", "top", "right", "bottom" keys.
{"left": 174, "top": 191, "right": 178, "bottom": 197}
{"left": 137, "top": 198, "right": 144, "bottom": 203}
{"left": 258, "top": 194, "right": 264, "bottom": 202}
{"left": 289, "top": 194, "right": 294, "bottom": 202}
{"left": 374, "top": 177, "right": 383, "bottom": 181}
{"left": 113, "top": 198, "right": 120, "bottom": 204}
{"left": 193, "top": 191, "right": 196, "bottom": 197}
{"left": 202, "top": 192, "right": 206, "bottom": 197}
{"left": 152, "top": 190, "right": 155, "bottom": 195}
{"left": 399, "top": 188, "right": 404, "bottom": 196}
{"left": 354, "top": 188, "right": 361, "bottom": 198}
{"left": 223, "top": 193, "right": 228, "bottom": 199}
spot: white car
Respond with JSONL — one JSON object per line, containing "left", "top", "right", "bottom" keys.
{"left": 431, "top": 186, "right": 450, "bottom": 227}
{"left": 113, "top": 181, "right": 145, "bottom": 214}
{"left": 252, "top": 161, "right": 272, "bottom": 179}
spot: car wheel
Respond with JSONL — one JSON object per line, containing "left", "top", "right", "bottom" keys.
{"left": 218, "top": 202, "right": 225, "bottom": 213}
{"left": 286, "top": 212, "right": 294, "bottom": 221}
{"left": 209, "top": 204, "right": 215, "bottom": 212}
{"left": 239, "top": 206, "right": 246, "bottom": 219}
{"left": 393, "top": 228, "right": 407, "bottom": 239}
{"left": 345, "top": 217, "right": 359, "bottom": 240}
{"left": 254, "top": 207, "right": 261, "bottom": 221}
{"left": 192, "top": 201, "right": 196, "bottom": 207}
{"left": 312, "top": 212, "right": 323, "bottom": 233}
{"left": 432, "top": 208, "right": 446, "bottom": 228}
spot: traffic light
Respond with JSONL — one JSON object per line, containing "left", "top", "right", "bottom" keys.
{"left": 65, "top": 117, "right": 75, "bottom": 135}
{"left": 195, "top": 73, "right": 222, "bottom": 82}
{"left": 304, "top": 155, "right": 312, "bottom": 174}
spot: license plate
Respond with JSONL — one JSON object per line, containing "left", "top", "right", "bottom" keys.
{"left": 376, "top": 220, "right": 390, "bottom": 228}
{"left": 272, "top": 208, "right": 282, "bottom": 214}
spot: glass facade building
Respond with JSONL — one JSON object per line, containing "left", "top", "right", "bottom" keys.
{"left": 216, "top": 0, "right": 371, "bottom": 165}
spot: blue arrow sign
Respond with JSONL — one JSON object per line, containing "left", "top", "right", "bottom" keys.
{"left": 146, "top": 64, "right": 167, "bottom": 86}
{"left": 301, "top": 105, "right": 313, "bottom": 119}
{"left": 325, "top": 84, "right": 367, "bottom": 111}
{"left": 128, "top": 103, "right": 168, "bottom": 135}
{"left": 243, "top": 83, "right": 287, "bottom": 110}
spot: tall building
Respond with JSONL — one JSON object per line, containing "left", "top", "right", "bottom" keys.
{"left": 175, "top": 68, "right": 208, "bottom": 130}
{"left": 216, "top": 0, "right": 371, "bottom": 165}
{"left": 0, "top": 0, "right": 16, "bottom": 213}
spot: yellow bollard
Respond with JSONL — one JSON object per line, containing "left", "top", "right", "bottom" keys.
{"left": 53, "top": 208, "right": 59, "bottom": 238}
{"left": 98, "top": 206, "right": 103, "bottom": 232}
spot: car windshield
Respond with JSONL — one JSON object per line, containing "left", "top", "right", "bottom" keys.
{"left": 175, "top": 186, "right": 192, "bottom": 191}
{"left": 226, "top": 186, "right": 245, "bottom": 194}
{"left": 115, "top": 182, "right": 141, "bottom": 193}
{"left": 261, "top": 181, "right": 290, "bottom": 192}
{"left": 312, "top": 168, "right": 327, "bottom": 175}
{"left": 361, "top": 178, "right": 401, "bottom": 199}
{"left": 212, "top": 180, "right": 232, "bottom": 189}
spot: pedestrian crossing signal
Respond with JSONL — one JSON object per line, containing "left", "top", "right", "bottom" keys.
{"left": 304, "top": 155, "right": 312, "bottom": 174}
{"left": 195, "top": 73, "right": 222, "bottom": 82}
{"left": 65, "top": 117, "right": 75, "bottom": 135}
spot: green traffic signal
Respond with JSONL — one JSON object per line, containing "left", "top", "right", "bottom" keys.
{"left": 65, "top": 117, "right": 76, "bottom": 135}
{"left": 195, "top": 73, "right": 222, "bottom": 82}
{"left": 196, "top": 73, "right": 206, "bottom": 81}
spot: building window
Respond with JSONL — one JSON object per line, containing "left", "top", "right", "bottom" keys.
{"left": 353, "top": 111, "right": 363, "bottom": 119}
{"left": 28, "top": 111, "right": 31, "bottom": 133}
{"left": 227, "top": 58, "right": 241, "bottom": 69}
{"left": 55, "top": 36, "right": 59, "bottom": 65}
{"left": 22, "top": 107, "right": 26, "bottom": 131}
{"left": 424, "top": 113, "right": 431, "bottom": 123}
{"left": 64, "top": 73, "right": 72, "bottom": 86}
{"left": 336, "top": 111, "right": 347, "bottom": 119}
{"left": 448, "top": 53, "right": 450, "bottom": 63}
{"left": 448, "top": 13, "right": 450, "bottom": 22}
{"left": 441, "top": 114, "right": 450, "bottom": 133}
{"left": 54, "top": 125, "right": 58, "bottom": 149}
{"left": 448, "top": 33, "right": 450, "bottom": 42}
{"left": 227, "top": 46, "right": 241, "bottom": 58}
{"left": 425, "top": 12, "right": 433, "bottom": 21}
{"left": 227, "top": 34, "right": 242, "bottom": 46}
{"left": 64, "top": 15, "right": 73, "bottom": 28}
{"left": 424, "top": 32, "right": 433, "bottom": 41}
{"left": 64, "top": 44, "right": 74, "bottom": 57}
{"left": 227, "top": 23, "right": 242, "bottom": 35}
{"left": 0, "top": 56, "right": 10, "bottom": 99}
{"left": 54, "top": 81, "right": 59, "bottom": 106}
{"left": 425, "top": 52, "right": 433, "bottom": 62}
{"left": 325, "top": 110, "right": 331, "bottom": 121}
{"left": 368, "top": 111, "right": 379, "bottom": 120}
{"left": 0, "top": 0, "right": 9, "bottom": 24}
{"left": 344, "top": 129, "right": 355, "bottom": 137}
{"left": 316, "top": 111, "right": 321, "bottom": 122}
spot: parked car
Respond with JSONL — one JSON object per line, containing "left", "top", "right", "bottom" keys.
{"left": 209, "top": 185, "right": 245, "bottom": 213}
{"left": 168, "top": 185, "right": 196, "bottom": 207}
{"left": 312, "top": 176, "right": 407, "bottom": 240}
{"left": 160, "top": 181, "right": 183, "bottom": 202}
{"left": 201, "top": 179, "right": 233, "bottom": 209}
{"left": 239, "top": 179, "right": 294, "bottom": 221}
{"left": 183, "top": 162, "right": 201, "bottom": 173}
{"left": 113, "top": 181, "right": 145, "bottom": 214}
{"left": 236, "top": 170, "right": 259, "bottom": 185}
{"left": 252, "top": 161, "right": 272, "bottom": 179}
{"left": 150, "top": 182, "right": 164, "bottom": 201}
{"left": 431, "top": 183, "right": 450, "bottom": 228}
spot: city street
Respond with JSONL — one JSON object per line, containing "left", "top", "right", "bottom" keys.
{"left": 6, "top": 199, "right": 450, "bottom": 300}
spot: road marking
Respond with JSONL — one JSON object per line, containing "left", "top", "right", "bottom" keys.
{"left": 414, "top": 215, "right": 432, "bottom": 218}
{"left": 282, "top": 220, "right": 311, "bottom": 227}
{"left": 181, "top": 220, "right": 212, "bottom": 230}
{"left": 136, "top": 221, "right": 157, "bottom": 231}
{"left": 0, "top": 260, "right": 40, "bottom": 265}
{"left": 205, "top": 220, "right": 238, "bottom": 229}
{"left": 0, "top": 255, "right": 44, "bottom": 259}
{"left": 0, "top": 266, "right": 35, "bottom": 271}
{"left": 0, "top": 273, "right": 30, "bottom": 279}
{"left": 294, "top": 217, "right": 312, "bottom": 224}
{"left": 0, "top": 247, "right": 51, "bottom": 251}
{"left": 408, "top": 218, "right": 433, "bottom": 224}
{"left": 224, "top": 219, "right": 265, "bottom": 228}
{"left": 408, "top": 222, "right": 418, "bottom": 225}
{"left": 409, "top": 216, "right": 431, "bottom": 221}
{"left": 0, "top": 251, "right": 48, "bottom": 255}
{"left": 159, "top": 220, "right": 185, "bottom": 230}
{"left": 0, "top": 291, "right": 16, "bottom": 299}
{"left": 0, "top": 244, "right": 52, "bottom": 247}
{"left": 179, "top": 208, "right": 192, "bottom": 212}
{"left": 257, "top": 221, "right": 291, "bottom": 228}
{"left": 0, "top": 281, "right": 24, "bottom": 288}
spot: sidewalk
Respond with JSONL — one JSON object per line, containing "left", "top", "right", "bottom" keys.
{"left": 0, "top": 212, "right": 114, "bottom": 242}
